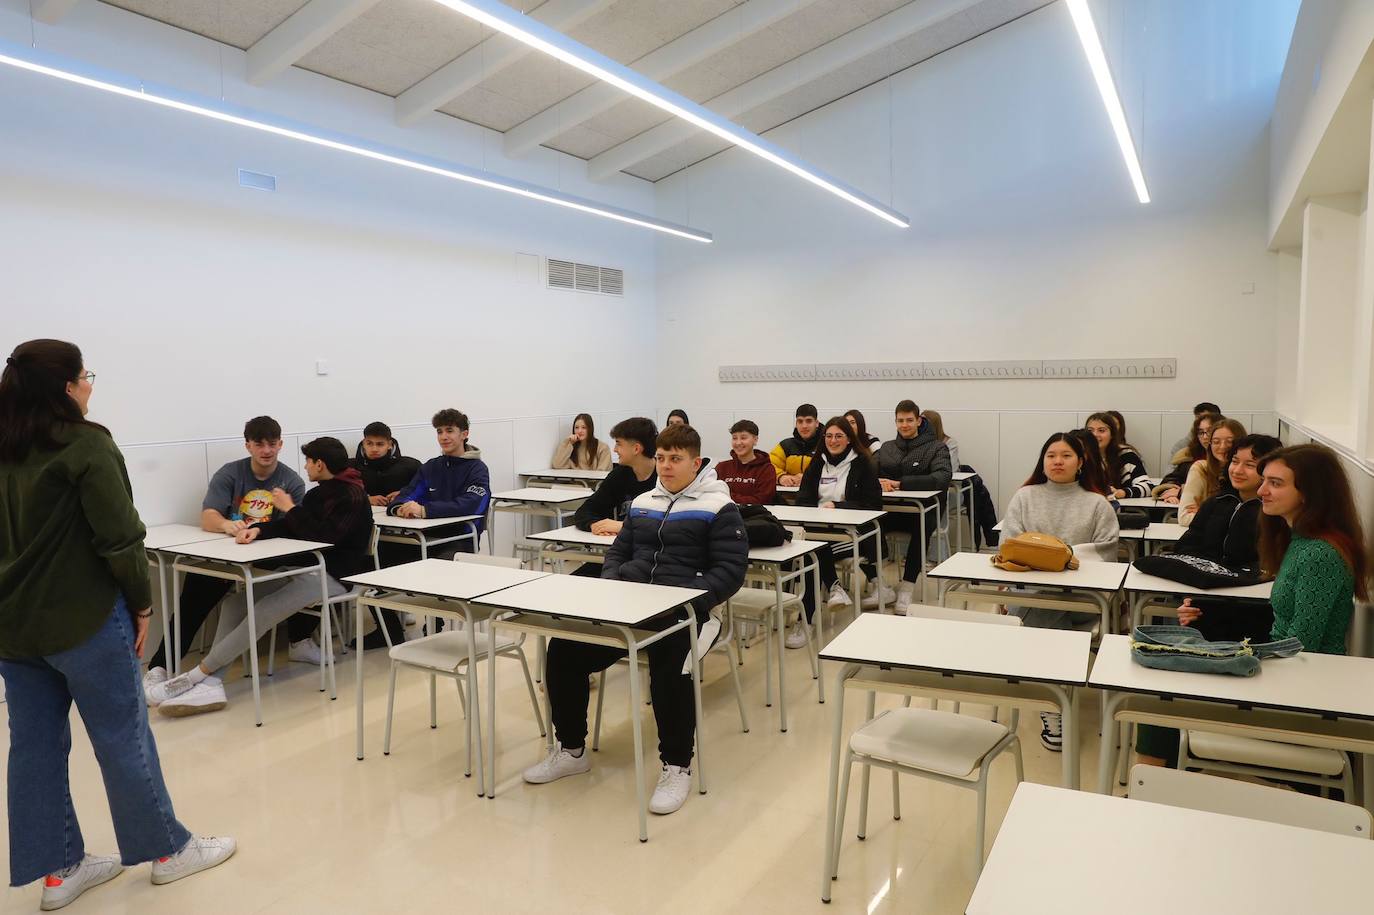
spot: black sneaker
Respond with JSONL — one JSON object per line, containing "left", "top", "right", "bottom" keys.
{"left": 1039, "top": 711, "right": 1063, "bottom": 752}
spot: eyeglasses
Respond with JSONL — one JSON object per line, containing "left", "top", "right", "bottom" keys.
{"left": 77, "top": 372, "right": 96, "bottom": 384}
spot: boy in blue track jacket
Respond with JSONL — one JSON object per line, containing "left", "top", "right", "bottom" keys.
{"left": 387, "top": 408, "right": 490, "bottom": 559}
{"left": 522, "top": 424, "right": 748, "bottom": 816}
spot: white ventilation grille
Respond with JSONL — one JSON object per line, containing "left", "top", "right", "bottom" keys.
{"left": 719, "top": 358, "right": 1178, "bottom": 383}
{"left": 546, "top": 258, "right": 623, "bottom": 296}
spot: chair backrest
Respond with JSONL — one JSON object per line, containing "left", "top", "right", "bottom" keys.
{"left": 453, "top": 552, "right": 523, "bottom": 570}
{"left": 1129, "top": 765, "right": 1372, "bottom": 839}
{"left": 905, "top": 603, "right": 1022, "bottom": 627}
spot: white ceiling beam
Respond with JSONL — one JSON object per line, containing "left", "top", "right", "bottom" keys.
{"left": 502, "top": 0, "right": 821, "bottom": 158}
{"left": 588, "top": 0, "right": 981, "bottom": 180}
{"left": 32, "top": 0, "right": 80, "bottom": 25}
{"left": 395, "top": 0, "right": 611, "bottom": 127}
{"left": 246, "top": 0, "right": 382, "bottom": 86}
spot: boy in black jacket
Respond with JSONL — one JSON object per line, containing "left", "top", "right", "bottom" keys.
{"left": 352, "top": 421, "right": 421, "bottom": 507}
{"left": 873, "top": 400, "right": 952, "bottom": 611}
{"left": 566, "top": 417, "right": 657, "bottom": 579}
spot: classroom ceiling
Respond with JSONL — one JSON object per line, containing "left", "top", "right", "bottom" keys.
{"left": 95, "top": 0, "right": 1050, "bottom": 182}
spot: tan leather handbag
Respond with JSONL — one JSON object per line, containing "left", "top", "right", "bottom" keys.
{"left": 991, "top": 532, "right": 1079, "bottom": 572}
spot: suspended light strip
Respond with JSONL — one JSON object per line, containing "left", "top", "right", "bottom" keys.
{"left": 431, "top": 0, "right": 910, "bottom": 229}
{"left": 0, "top": 42, "right": 713, "bottom": 243}
{"left": 1065, "top": 0, "right": 1150, "bottom": 204}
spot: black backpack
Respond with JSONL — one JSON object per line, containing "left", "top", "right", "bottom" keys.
{"left": 738, "top": 504, "right": 791, "bottom": 548}
{"left": 1133, "top": 554, "right": 1264, "bottom": 590}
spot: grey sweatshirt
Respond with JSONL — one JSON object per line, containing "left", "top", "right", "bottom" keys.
{"left": 1001, "top": 481, "right": 1119, "bottom": 562}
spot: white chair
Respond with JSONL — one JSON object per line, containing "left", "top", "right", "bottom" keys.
{"left": 382, "top": 553, "right": 545, "bottom": 760}
{"left": 901, "top": 603, "right": 1020, "bottom": 716}
{"left": 1129, "top": 764, "right": 1371, "bottom": 838}
{"left": 1178, "top": 730, "right": 1356, "bottom": 800}
{"left": 830, "top": 605, "right": 1025, "bottom": 878}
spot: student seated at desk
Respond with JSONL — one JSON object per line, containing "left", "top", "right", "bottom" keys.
{"left": 795, "top": 417, "right": 883, "bottom": 639}
{"left": 1154, "top": 411, "right": 1218, "bottom": 502}
{"left": 570, "top": 417, "right": 657, "bottom": 532}
{"left": 1085, "top": 412, "right": 1150, "bottom": 500}
{"left": 1001, "top": 432, "right": 1119, "bottom": 751}
{"left": 771, "top": 403, "right": 820, "bottom": 487}
{"left": 844, "top": 408, "right": 880, "bottom": 449}
{"left": 874, "top": 400, "right": 952, "bottom": 612}
{"left": 715, "top": 419, "right": 776, "bottom": 505}
{"left": 1178, "top": 418, "right": 1245, "bottom": 526}
{"left": 551, "top": 413, "right": 612, "bottom": 471}
{"left": 352, "top": 421, "right": 420, "bottom": 507}
{"left": 523, "top": 424, "right": 747, "bottom": 815}
{"left": 1167, "top": 401, "right": 1221, "bottom": 457}
{"left": 665, "top": 409, "right": 690, "bottom": 427}
{"left": 921, "top": 409, "right": 958, "bottom": 472}
{"left": 144, "top": 416, "right": 315, "bottom": 694}
{"left": 385, "top": 408, "right": 490, "bottom": 559}
{"left": 146, "top": 438, "right": 374, "bottom": 717}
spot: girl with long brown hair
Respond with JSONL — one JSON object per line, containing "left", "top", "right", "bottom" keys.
{"left": 1178, "top": 417, "right": 1245, "bottom": 525}
{"left": 551, "top": 413, "right": 612, "bottom": 470}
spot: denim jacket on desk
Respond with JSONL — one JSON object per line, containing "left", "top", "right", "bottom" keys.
{"left": 1130, "top": 625, "right": 1302, "bottom": 677}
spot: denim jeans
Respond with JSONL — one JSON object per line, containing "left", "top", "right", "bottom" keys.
{"left": 0, "top": 598, "right": 192, "bottom": 886}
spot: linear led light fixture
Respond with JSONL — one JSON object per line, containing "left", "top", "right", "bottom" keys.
{"left": 0, "top": 41, "right": 712, "bottom": 243}
{"left": 431, "top": 0, "right": 910, "bottom": 229}
{"left": 1065, "top": 0, "right": 1149, "bottom": 203}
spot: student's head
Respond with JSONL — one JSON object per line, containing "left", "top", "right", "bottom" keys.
{"left": 729, "top": 419, "right": 759, "bottom": 459}
{"left": 1258, "top": 445, "right": 1368, "bottom": 598}
{"left": 921, "top": 409, "right": 947, "bottom": 442}
{"left": 794, "top": 403, "right": 819, "bottom": 439}
{"left": 0, "top": 339, "right": 106, "bottom": 463}
{"left": 243, "top": 416, "right": 283, "bottom": 471}
{"left": 610, "top": 417, "right": 657, "bottom": 464}
{"left": 844, "top": 409, "right": 870, "bottom": 442}
{"left": 894, "top": 399, "right": 920, "bottom": 439}
{"left": 655, "top": 424, "right": 702, "bottom": 494}
{"left": 1186, "top": 411, "right": 1221, "bottom": 462}
{"left": 666, "top": 409, "right": 690, "bottom": 427}
{"left": 432, "top": 408, "right": 470, "bottom": 456}
{"left": 1202, "top": 419, "right": 1247, "bottom": 499}
{"left": 816, "top": 416, "right": 866, "bottom": 460}
{"left": 1227, "top": 434, "right": 1282, "bottom": 499}
{"left": 361, "top": 421, "right": 394, "bottom": 461}
{"left": 1085, "top": 412, "right": 1119, "bottom": 455}
{"left": 572, "top": 413, "right": 595, "bottom": 442}
{"left": 1106, "top": 410, "right": 1127, "bottom": 442}
{"left": 301, "top": 436, "right": 349, "bottom": 482}
{"left": 1026, "top": 432, "right": 1105, "bottom": 493}
{"left": 1194, "top": 402, "right": 1220, "bottom": 418}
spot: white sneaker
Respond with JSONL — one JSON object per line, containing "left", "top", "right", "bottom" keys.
{"left": 522, "top": 743, "right": 592, "bottom": 784}
{"left": 649, "top": 764, "right": 692, "bottom": 815}
{"left": 288, "top": 638, "right": 331, "bottom": 665}
{"left": 144, "top": 670, "right": 197, "bottom": 707}
{"left": 157, "top": 678, "right": 227, "bottom": 718}
{"left": 895, "top": 587, "right": 913, "bottom": 613}
{"left": 784, "top": 622, "right": 808, "bottom": 649}
{"left": 142, "top": 667, "right": 169, "bottom": 707}
{"left": 150, "top": 836, "right": 236, "bottom": 885}
{"left": 826, "top": 581, "right": 852, "bottom": 608}
{"left": 40, "top": 854, "right": 123, "bottom": 910}
{"left": 861, "top": 584, "right": 898, "bottom": 609}
{"left": 681, "top": 617, "right": 721, "bottom": 674}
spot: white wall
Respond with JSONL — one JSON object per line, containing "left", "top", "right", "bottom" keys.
{"left": 651, "top": 0, "right": 1294, "bottom": 509}
{"left": 0, "top": 0, "right": 663, "bottom": 537}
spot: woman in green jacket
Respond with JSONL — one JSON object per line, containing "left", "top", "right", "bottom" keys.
{"left": 0, "top": 340, "right": 234, "bottom": 910}
{"left": 1257, "top": 444, "right": 1369, "bottom": 654}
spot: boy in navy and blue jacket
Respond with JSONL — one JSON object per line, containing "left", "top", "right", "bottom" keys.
{"left": 386, "top": 408, "right": 490, "bottom": 557}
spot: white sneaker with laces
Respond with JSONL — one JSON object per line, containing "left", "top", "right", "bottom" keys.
{"left": 826, "top": 581, "right": 852, "bottom": 608}
{"left": 784, "top": 622, "right": 808, "bottom": 650}
{"left": 895, "top": 587, "right": 913, "bottom": 613}
{"left": 649, "top": 764, "right": 692, "bottom": 815}
{"left": 40, "top": 854, "right": 123, "bottom": 911}
{"left": 288, "top": 638, "right": 331, "bottom": 665}
{"left": 144, "top": 670, "right": 197, "bottom": 708}
{"left": 1039, "top": 711, "right": 1063, "bottom": 752}
{"left": 142, "top": 667, "right": 169, "bottom": 707}
{"left": 861, "top": 584, "right": 898, "bottom": 609}
{"left": 157, "top": 678, "right": 227, "bottom": 718}
{"left": 522, "top": 743, "right": 592, "bottom": 784}
{"left": 150, "top": 836, "right": 236, "bottom": 885}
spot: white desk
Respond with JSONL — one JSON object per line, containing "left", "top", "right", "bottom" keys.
{"left": 880, "top": 490, "right": 943, "bottom": 589}
{"left": 969, "top": 782, "right": 1374, "bottom": 915}
{"left": 818, "top": 614, "right": 1092, "bottom": 902}
{"left": 168, "top": 536, "right": 334, "bottom": 726}
{"left": 371, "top": 506, "right": 486, "bottom": 557}
{"left": 768, "top": 505, "right": 889, "bottom": 612}
{"left": 928, "top": 550, "right": 1130, "bottom": 635}
{"left": 1122, "top": 565, "right": 1272, "bottom": 630}
{"left": 489, "top": 487, "right": 591, "bottom": 549}
{"left": 343, "top": 559, "right": 548, "bottom": 792}
{"left": 1115, "top": 496, "right": 1178, "bottom": 522}
{"left": 143, "top": 524, "right": 231, "bottom": 673}
{"left": 519, "top": 468, "right": 610, "bottom": 488}
{"left": 1090, "top": 634, "right": 1374, "bottom": 805}
{"left": 474, "top": 574, "right": 706, "bottom": 842}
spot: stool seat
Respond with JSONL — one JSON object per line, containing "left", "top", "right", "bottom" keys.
{"left": 389, "top": 630, "right": 516, "bottom": 673}
{"left": 850, "top": 708, "right": 1011, "bottom": 778}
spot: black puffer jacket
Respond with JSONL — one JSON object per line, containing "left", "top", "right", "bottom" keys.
{"left": 873, "top": 425, "right": 952, "bottom": 492}
{"left": 351, "top": 441, "right": 421, "bottom": 497}
{"left": 603, "top": 465, "right": 748, "bottom": 621}
{"left": 1173, "top": 489, "right": 1272, "bottom": 642}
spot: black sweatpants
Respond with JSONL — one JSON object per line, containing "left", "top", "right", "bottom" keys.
{"left": 545, "top": 616, "right": 699, "bottom": 768}
{"left": 147, "top": 573, "right": 315, "bottom": 671}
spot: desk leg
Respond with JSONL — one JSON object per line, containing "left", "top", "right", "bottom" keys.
{"left": 775, "top": 565, "right": 787, "bottom": 733}
{"left": 813, "top": 559, "right": 825, "bottom": 704}
{"left": 466, "top": 608, "right": 485, "bottom": 797}
{"left": 487, "top": 622, "right": 498, "bottom": 799}
{"left": 153, "top": 553, "right": 171, "bottom": 674}
{"left": 355, "top": 600, "right": 366, "bottom": 760}
{"left": 874, "top": 527, "right": 886, "bottom": 613}
{"left": 1049, "top": 684, "right": 1077, "bottom": 790}
{"left": 688, "top": 615, "right": 707, "bottom": 795}
{"left": 171, "top": 564, "right": 183, "bottom": 676}
{"left": 1096, "top": 691, "right": 1128, "bottom": 794}
{"left": 627, "top": 638, "right": 649, "bottom": 843}
{"left": 1094, "top": 592, "right": 1111, "bottom": 638}
{"left": 821, "top": 663, "right": 858, "bottom": 903}
{"left": 916, "top": 510, "right": 927, "bottom": 602}
{"left": 243, "top": 567, "right": 263, "bottom": 727}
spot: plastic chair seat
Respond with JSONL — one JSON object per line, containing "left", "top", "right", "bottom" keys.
{"left": 850, "top": 708, "right": 1011, "bottom": 778}
{"left": 730, "top": 588, "right": 801, "bottom": 612}
{"left": 1188, "top": 731, "right": 1347, "bottom": 777}
{"left": 388, "top": 630, "right": 518, "bottom": 673}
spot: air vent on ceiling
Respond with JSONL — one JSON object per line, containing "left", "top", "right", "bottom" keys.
{"left": 238, "top": 168, "right": 277, "bottom": 192}
{"left": 545, "top": 258, "right": 624, "bottom": 296}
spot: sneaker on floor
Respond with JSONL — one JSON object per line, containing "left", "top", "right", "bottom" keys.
{"left": 142, "top": 666, "right": 169, "bottom": 707}
{"left": 1039, "top": 711, "right": 1063, "bottom": 752}
{"left": 158, "top": 678, "right": 227, "bottom": 718}
{"left": 348, "top": 629, "right": 393, "bottom": 652}
{"left": 895, "top": 587, "right": 913, "bottom": 613}
{"left": 825, "top": 581, "right": 852, "bottom": 608}
{"left": 522, "top": 743, "right": 592, "bottom": 784}
{"left": 784, "top": 622, "right": 808, "bottom": 650}
{"left": 860, "top": 584, "right": 898, "bottom": 609}
{"left": 649, "top": 764, "right": 692, "bottom": 815}
{"left": 150, "top": 836, "right": 236, "bottom": 886}
{"left": 144, "top": 670, "right": 198, "bottom": 708}
{"left": 288, "top": 638, "right": 331, "bottom": 665}
{"left": 40, "top": 854, "right": 123, "bottom": 911}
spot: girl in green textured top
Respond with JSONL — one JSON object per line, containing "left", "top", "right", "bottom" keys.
{"left": 1257, "top": 445, "right": 1369, "bottom": 655}
{"left": 0, "top": 340, "right": 234, "bottom": 910}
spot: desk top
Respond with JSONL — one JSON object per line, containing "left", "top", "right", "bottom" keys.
{"left": 928, "top": 550, "right": 1130, "bottom": 592}
{"left": 1142, "top": 522, "right": 1185, "bottom": 542}
{"left": 1123, "top": 566, "right": 1272, "bottom": 601}
{"left": 1089, "top": 634, "right": 1374, "bottom": 721}
{"left": 491, "top": 487, "right": 592, "bottom": 505}
{"left": 528, "top": 525, "right": 825, "bottom": 564}
{"left": 169, "top": 536, "right": 332, "bottom": 563}
{"left": 471, "top": 574, "right": 705, "bottom": 626}
{"left": 772, "top": 487, "right": 934, "bottom": 503}
{"left": 767, "top": 505, "right": 885, "bottom": 526}
{"left": 968, "top": 783, "right": 1374, "bottom": 915}
{"left": 527, "top": 525, "right": 614, "bottom": 547}
{"left": 951, "top": 471, "right": 976, "bottom": 482}
{"left": 1115, "top": 497, "right": 1174, "bottom": 511}
{"left": 520, "top": 468, "right": 610, "bottom": 481}
{"left": 343, "top": 558, "right": 546, "bottom": 600}
{"left": 371, "top": 507, "right": 482, "bottom": 530}
{"left": 819, "top": 613, "right": 1091, "bottom": 686}
{"left": 144, "top": 524, "right": 230, "bottom": 551}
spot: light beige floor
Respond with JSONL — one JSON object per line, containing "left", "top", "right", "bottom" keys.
{"left": 0, "top": 600, "right": 1114, "bottom": 915}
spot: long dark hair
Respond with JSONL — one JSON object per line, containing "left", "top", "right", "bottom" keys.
{"left": 1257, "top": 445, "right": 1369, "bottom": 598}
{"left": 1025, "top": 432, "right": 1108, "bottom": 495}
{"left": 570, "top": 413, "right": 598, "bottom": 468}
{"left": 813, "top": 416, "right": 873, "bottom": 463}
{"left": 1085, "top": 411, "right": 1126, "bottom": 485}
{"left": 1183, "top": 411, "right": 1222, "bottom": 463}
{"left": 844, "top": 408, "right": 872, "bottom": 444}
{"left": 0, "top": 339, "right": 108, "bottom": 462}
{"left": 1200, "top": 418, "right": 1247, "bottom": 502}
